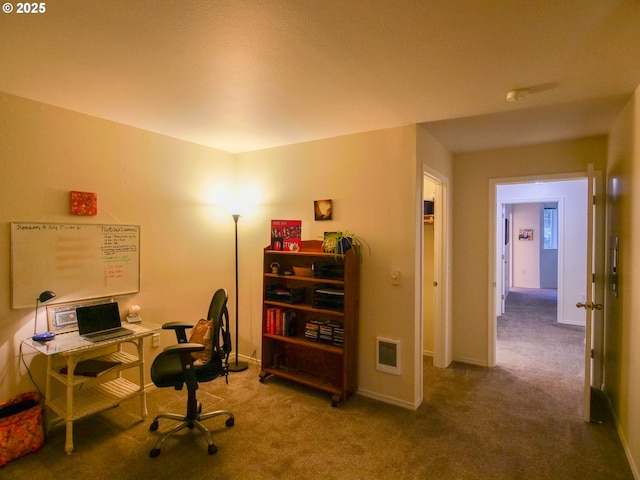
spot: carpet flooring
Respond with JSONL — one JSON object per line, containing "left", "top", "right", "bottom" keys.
{"left": 2, "top": 288, "right": 634, "bottom": 479}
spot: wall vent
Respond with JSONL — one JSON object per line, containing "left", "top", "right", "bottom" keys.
{"left": 376, "top": 337, "right": 401, "bottom": 375}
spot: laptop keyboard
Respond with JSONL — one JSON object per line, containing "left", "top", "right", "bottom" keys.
{"left": 83, "top": 327, "right": 132, "bottom": 342}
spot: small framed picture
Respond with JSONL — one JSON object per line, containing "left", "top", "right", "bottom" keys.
{"left": 518, "top": 229, "right": 533, "bottom": 241}
{"left": 47, "top": 298, "right": 111, "bottom": 334}
{"left": 314, "top": 199, "right": 332, "bottom": 221}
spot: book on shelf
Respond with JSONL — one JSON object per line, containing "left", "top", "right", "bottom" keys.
{"left": 270, "top": 219, "right": 301, "bottom": 251}
{"left": 265, "top": 307, "right": 296, "bottom": 336}
{"left": 60, "top": 359, "right": 121, "bottom": 377}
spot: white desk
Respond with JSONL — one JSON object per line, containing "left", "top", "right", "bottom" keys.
{"left": 23, "top": 323, "right": 158, "bottom": 454}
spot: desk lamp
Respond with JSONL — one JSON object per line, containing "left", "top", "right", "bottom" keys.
{"left": 33, "top": 290, "right": 56, "bottom": 341}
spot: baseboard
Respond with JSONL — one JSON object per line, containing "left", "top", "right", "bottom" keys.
{"left": 452, "top": 355, "right": 489, "bottom": 367}
{"left": 603, "top": 390, "right": 640, "bottom": 480}
{"left": 558, "top": 318, "right": 585, "bottom": 326}
{"left": 356, "top": 387, "right": 421, "bottom": 410}
{"left": 237, "top": 352, "right": 260, "bottom": 367}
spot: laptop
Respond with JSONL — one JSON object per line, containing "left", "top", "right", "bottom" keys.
{"left": 76, "top": 302, "right": 133, "bottom": 342}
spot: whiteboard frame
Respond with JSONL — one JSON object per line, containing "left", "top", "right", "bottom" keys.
{"left": 11, "top": 222, "right": 140, "bottom": 309}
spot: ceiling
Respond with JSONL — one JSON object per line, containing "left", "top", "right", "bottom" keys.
{"left": 1, "top": 1, "right": 639, "bottom": 154}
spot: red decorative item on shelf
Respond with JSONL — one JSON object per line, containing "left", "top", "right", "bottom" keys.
{"left": 70, "top": 191, "right": 97, "bottom": 215}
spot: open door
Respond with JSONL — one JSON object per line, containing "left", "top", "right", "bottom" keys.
{"left": 576, "top": 164, "right": 605, "bottom": 422}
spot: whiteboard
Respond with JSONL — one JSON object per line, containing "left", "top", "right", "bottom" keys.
{"left": 11, "top": 223, "right": 140, "bottom": 309}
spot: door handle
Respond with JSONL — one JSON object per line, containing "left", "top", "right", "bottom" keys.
{"left": 576, "top": 302, "right": 603, "bottom": 310}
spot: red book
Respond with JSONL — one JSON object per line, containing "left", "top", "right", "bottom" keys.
{"left": 275, "top": 308, "right": 283, "bottom": 335}
{"left": 266, "top": 308, "right": 276, "bottom": 334}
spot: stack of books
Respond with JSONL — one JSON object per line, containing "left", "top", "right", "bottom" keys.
{"left": 304, "top": 320, "right": 322, "bottom": 341}
{"left": 319, "top": 323, "right": 333, "bottom": 343}
{"left": 332, "top": 325, "right": 344, "bottom": 346}
{"left": 265, "top": 308, "right": 296, "bottom": 336}
{"left": 303, "top": 320, "right": 344, "bottom": 346}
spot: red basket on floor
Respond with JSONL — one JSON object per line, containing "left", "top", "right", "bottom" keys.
{"left": 0, "top": 392, "right": 44, "bottom": 467}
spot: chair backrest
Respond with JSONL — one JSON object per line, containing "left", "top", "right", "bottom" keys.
{"left": 206, "top": 288, "right": 232, "bottom": 367}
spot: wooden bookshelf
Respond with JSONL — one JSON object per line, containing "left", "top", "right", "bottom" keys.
{"left": 259, "top": 240, "right": 360, "bottom": 406}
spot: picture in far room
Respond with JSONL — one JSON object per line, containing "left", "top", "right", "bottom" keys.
{"left": 518, "top": 228, "right": 533, "bottom": 240}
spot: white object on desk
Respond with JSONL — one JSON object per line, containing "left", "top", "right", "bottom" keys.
{"left": 126, "top": 305, "right": 142, "bottom": 322}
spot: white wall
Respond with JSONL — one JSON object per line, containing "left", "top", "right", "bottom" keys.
{"left": 0, "top": 93, "right": 440, "bottom": 410}
{"left": 0, "top": 92, "right": 236, "bottom": 401}
{"left": 605, "top": 86, "right": 640, "bottom": 478}
{"left": 453, "top": 136, "right": 606, "bottom": 366}
{"left": 236, "top": 125, "right": 423, "bottom": 408}
{"left": 511, "top": 203, "right": 541, "bottom": 288}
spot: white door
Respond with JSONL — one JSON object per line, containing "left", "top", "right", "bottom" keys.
{"left": 577, "top": 164, "right": 604, "bottom": 422}
{"left": 501, "top": 206, "right": 509, "bottom": 314}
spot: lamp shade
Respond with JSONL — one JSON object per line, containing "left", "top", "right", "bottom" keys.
{"left": 38, "top": 291, "right": 56, "bottom": 303}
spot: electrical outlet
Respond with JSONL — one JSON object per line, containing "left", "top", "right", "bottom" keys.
{"left": 152, "top": 333, "right": 160, "bottom": 347}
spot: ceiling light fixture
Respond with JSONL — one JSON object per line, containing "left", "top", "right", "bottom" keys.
{"left": 506, "top": 88, "right": 530, "bottom": 102}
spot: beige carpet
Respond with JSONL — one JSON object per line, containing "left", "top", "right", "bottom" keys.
{"left": 2, "top": 289, "right": 634, "bottom": 479}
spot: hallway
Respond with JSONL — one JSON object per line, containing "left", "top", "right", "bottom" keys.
{"left": 497, "top": 287, "right": 584, "bottom": 395}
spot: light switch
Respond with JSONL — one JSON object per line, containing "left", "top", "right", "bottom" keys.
{"left": 390, "top": 270, "right": 401, "bottom": 285}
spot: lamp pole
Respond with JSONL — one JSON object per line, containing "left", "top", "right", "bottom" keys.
{"left": 229, "top": 213, "right": 248, "bottom": 372}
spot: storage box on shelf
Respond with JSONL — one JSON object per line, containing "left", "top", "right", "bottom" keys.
{"left": 259, "top": 240, "right": 360, "bottom": 406}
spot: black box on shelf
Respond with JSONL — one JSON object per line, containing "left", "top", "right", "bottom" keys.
{"left": 312, "top": 261, "right": 344, "bottom": 280}
{"left": 312, "top": 286, "right": 344, "bottom": 311}
{"left": 266, "top": 285, "right": 305, "bottom": 304}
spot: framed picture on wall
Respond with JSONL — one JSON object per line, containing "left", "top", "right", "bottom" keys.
{"left": 314, "top": 199, "right": 333, "bottom": 221}
{"left": 47, "top": 298, "right": 112, "bottom": 334}
{"left": 518, "top": 228, "right": 533, "bottom": 240}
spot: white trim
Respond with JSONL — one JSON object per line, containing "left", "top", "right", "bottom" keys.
{"left": 357, "top": 388, "right": 421, "bottom": 410}
{"left": 422, "top": 165, "right": 452, "bottom": 369}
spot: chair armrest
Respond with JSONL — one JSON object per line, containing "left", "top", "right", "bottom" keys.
{"left": 162, "top": 322, "right": 194, "bottom": 330}
{"left": 163, "top": 343, "right": 205, "bottom": 355}
{"left": 161, "top": 322, "right": 194, "bottom": 344}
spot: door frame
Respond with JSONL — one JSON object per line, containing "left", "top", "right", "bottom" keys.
{"left": 497, "top": 197, "right": 566, "bottom": 324}
{"left": 488, "top": 171, "right": 592, "bottom": 365}
{"left": 422, "top": 165, "right": 452, "bottom": 370}
{"left": 488, "top": 170, "right": 604, "bottom": 422}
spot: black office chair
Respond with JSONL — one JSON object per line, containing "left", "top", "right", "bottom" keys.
{"left": 148, "top": 288, "right": 235, "bottom": 457}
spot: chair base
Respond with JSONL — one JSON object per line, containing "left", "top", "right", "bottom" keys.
{"left": 149, "top": 403, "right": 234, "bottom": 457}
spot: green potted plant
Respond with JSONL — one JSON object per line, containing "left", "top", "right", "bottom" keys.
{"left": 322, "top": 231, "right": 370, "bottom": 260}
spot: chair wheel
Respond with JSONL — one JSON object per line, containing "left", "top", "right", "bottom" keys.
{"left": 225, "top": 417, "right": 234, "bottom": 427}
{"left": 208, "top": 444, "right": 218, "bottom": 455}
{"left": 149, "top": 421, "right": 159, "bottom": 431}
{"left": 150, "top": 448, "right": 161, "bottom": 458}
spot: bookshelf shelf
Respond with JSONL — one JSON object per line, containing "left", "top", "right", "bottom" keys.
{"left": 260, "top": 240, "right": 359, "bottom": 406}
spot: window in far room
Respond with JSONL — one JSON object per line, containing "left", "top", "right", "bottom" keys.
{"left": 543, "top": 205, "right": 558, "bottom": 250}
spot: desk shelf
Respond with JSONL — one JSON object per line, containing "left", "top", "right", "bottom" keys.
{"left": 47, "top": 351, "right": 140, "bottom": 386}
{"left": 47, "top": 377, "right": 141, "bottom": 421}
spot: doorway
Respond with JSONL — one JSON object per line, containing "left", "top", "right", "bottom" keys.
{"left": 491, "top": 175, "right": 591, "bottom": 416}
{"left": 421, "top": 169, "right": 451, "bottom": 371}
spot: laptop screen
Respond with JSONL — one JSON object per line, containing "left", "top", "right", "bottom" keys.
{"left": 76, "top": 302, "right": 121, "bottom": 335}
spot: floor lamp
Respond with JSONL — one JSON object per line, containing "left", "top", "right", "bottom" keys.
{"left": 228, "top": 213, "right": 248, "bottom": 372}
